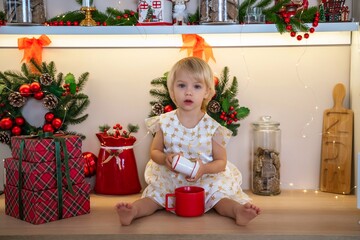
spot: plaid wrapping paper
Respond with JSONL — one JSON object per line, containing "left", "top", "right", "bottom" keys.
{"left": 5, "top": 182, "right": 90, "bottom": 224}
{"left": 5, "top": 157, "right": 84, "bottom": 191}
{"left": 11, "top": 135, "right": 82, "bottom": 163}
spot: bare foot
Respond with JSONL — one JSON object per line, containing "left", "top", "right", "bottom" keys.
{"left": 115, "top": 202, "right": 137, "bottom": 226}
{"left": 234, "top": 203, "right": 261, "bottom": 226}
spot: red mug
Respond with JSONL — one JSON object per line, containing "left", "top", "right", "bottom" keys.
{"left": 165, "top": 186, "right": 205, "bottom": 217}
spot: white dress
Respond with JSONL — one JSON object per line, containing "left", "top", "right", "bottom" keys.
{"left": 142, "top": 110, "right": 251, "bottom": 212}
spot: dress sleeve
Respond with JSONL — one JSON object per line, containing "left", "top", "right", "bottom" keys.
{"left": 144, "top": 116, "right": 161, "bottom": 134}
{"left": 213, "top": 125, "right": 233, "bottom": 148}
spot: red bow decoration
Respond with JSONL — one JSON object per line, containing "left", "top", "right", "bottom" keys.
{"left": 181, "top": 34, "right": 216, "bottom": 63}
{"left": 18, "top": 34, "right": 51, "bottom": 64}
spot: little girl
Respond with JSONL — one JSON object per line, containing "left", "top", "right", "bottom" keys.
{"left": 116, "top": 57, "right": 260, "bottom": 226}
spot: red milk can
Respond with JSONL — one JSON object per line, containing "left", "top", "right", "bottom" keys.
{"left": 94, "top": 133, "right": 141, "bottom": 195}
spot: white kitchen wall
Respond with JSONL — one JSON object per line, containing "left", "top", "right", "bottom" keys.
{"left": 0, "top": 45, "right": 351, "bottom": 191}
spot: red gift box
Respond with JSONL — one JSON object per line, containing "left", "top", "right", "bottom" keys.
{"left": 11, "top": 135, "right": 82, "bottom": 163}
{"left": 5, "top": 182, "right": 90, "bottom": 224}
{"left": 5, "top": 157, "right": 84, "bottom": 191}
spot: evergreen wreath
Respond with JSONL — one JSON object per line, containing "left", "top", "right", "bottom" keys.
{"left": 0, "top": 60, "right": 90, "bottom": 146}
{"left": 149, "top": 67, "right": 250, "bottom": 136}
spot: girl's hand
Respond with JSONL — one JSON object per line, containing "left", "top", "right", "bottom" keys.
{"left": 165, "top": 153, "right": 178, "bottom": 171}
{"left": 186, "top": 159, "right": 204, "bottom": 182}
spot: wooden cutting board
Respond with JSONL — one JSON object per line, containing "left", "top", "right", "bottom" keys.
{"left": 320, "top": 83, "right": 353, "bottom": 194}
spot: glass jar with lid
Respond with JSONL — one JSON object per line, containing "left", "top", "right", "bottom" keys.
{"left": 251, "top": 116, "right": 281, "bottom": 195}
{"left": 199, "top": 0, "right": 239, "bottom": 24}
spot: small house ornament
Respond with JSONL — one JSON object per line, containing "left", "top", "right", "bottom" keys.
{"left": 137, "top": 0, "right": 173, "bottom": 25}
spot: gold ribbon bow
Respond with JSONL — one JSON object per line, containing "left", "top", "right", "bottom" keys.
{"left": 18, "top": 34, "right": 51, "bottom": 64}
{"left": 181, "top": 34, "right": 216, "bottom": 63}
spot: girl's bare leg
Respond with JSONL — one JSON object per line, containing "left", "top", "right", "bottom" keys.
{"left": 214, "top": 198, "right": 260, "bottom": 226}
{"left": 115, "top": 197, "right": 162, "bottom": 226}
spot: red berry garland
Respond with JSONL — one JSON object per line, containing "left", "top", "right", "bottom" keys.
{"left": 287, "top": 11, "right": 320, "bottom": 41}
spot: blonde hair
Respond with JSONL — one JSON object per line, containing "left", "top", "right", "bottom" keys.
{"left": 167, "top": 57, "right": 215, "bottom": 111}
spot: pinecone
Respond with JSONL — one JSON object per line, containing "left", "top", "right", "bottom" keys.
{"left": 152, "top": 102, "right": 164, "bottom": 116}
{"left": 39, "top": 73, "right": 53, "bottom": 86}
{"left": 207, "top": 100, "right": 221, "bottom": 113}
{"left": 0, "top": 131, "right": 10, "bottom": 145}
{"left": 8, "top": 92, "right": 26, "bottom": 108}
{"left": 43, "top": 94, "right": 58, "bottom": 109}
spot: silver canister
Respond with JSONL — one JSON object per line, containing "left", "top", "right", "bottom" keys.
{"left": 4, "top": 0, "right": 46, "bottom": 24}
{"left": 199, "top": 0, "right": 239, "bottom": 24}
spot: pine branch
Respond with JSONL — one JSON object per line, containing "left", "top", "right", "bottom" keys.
{"left": 256, "top": 0, "right": 273, "bottom": 8}
{"left": 127, "top": 124, "right": 139, "bottom": 134}
{"left": 150, "top": 76, "right": 168, "bottom": 86}
{"left": 56, "top": 72, "right": 64, "bottom": 86}
{"left": 99, "top": 124, "right": 110, "bottom": 132}
{"left": 29, "top": 59, "right": 43, "bottom": 74}
{"left": 149, "top": 89, "right": 169, "bottom": 98}
{"left": 77, "top": 72, "right": 89, "bottom": 91}
{"left": 20, "top": 63, "right": 31, "bottom": 78}
{"left": 226, "top": 77, "right": 238, "bottom": 99}
{"left": 67, "top": 114, "right": 89, "bottom": 125}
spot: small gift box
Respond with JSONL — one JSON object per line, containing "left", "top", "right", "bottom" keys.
{"left": 5, "top": 157, "right": 84, "bottom": 191}
{"left": 5, "top": 182, "right": 90, "bottom": 224}
{"left": 11, "top": 135, "right": 82, "bottom": 163}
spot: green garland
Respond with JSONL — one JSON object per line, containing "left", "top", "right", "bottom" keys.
{"left": 239, "top": 0, "right": 318, "bottom": 34}
{"left": 0, "top": 60, "right": 90, "bottom": 146}
{"left": 148, "top": 67, "right": 249, "bottom": 136}
{"left": 47, "top": 8, "right": 138, "bottom": 26}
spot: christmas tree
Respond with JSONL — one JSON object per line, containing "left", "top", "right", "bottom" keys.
{"left": 149, "top": 67, "right": 250, "bottom": 136}
{"left": 0, "top": 60, "right": 90, "bottom": 146}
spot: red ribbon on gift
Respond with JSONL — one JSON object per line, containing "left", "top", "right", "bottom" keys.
{"left": 18, "top": 34, "right": 51, "bottom": 64}
{"left": 181, "top": 34, "right": 216, "bottom": 63}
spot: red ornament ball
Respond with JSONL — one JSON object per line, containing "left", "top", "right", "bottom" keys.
{"left": 30, "top": 82, "right": 41, "bottom": 93}
{"left": 309, "top": 27, "right": 315, "bottom": 33}
{"left": 19, "top": 84, "right": 31, "bottom": 97}
{"left": 290, "top": 32, "right": 296, "bottom": 37}
{"left": 11, "top": 126, "right": 22, "bottom": 136}
{"left": 45, "top": 112, "right": 55, "bottom": 122}
{"left": 82, "top": 152, "right": 97, "bottom": 177}
{"left": 33, "top": 91, "right": 45, "bottom": 100}
{"left": 214, "top": 76, "right": 219, "bottom": 86}
{"left": 297, "top": 35, "right": 303, "bottom": 41}
{"left": 304, "top": 33, "right": 310, "bottom": 39}
{"left": 164, "top": 105, "right": 174, "bottom": 113}
{"left": 43, "top": 123, "right": 54, "bottom": 133}
{"left": 52, "top": 118, "right": 63, "bottom": 129}
{"left": 0, "top": 117, "right": 13, "bottom": 130}
{"left": 15, "top": 116, "right": 25, "bottom": 126}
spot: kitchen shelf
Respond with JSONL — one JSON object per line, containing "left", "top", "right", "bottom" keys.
{"left": 0, "top": 22, "right": 358, "bottom": 35}
{"left": 0, "top": 22, "right": 358, "bottom": 47}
